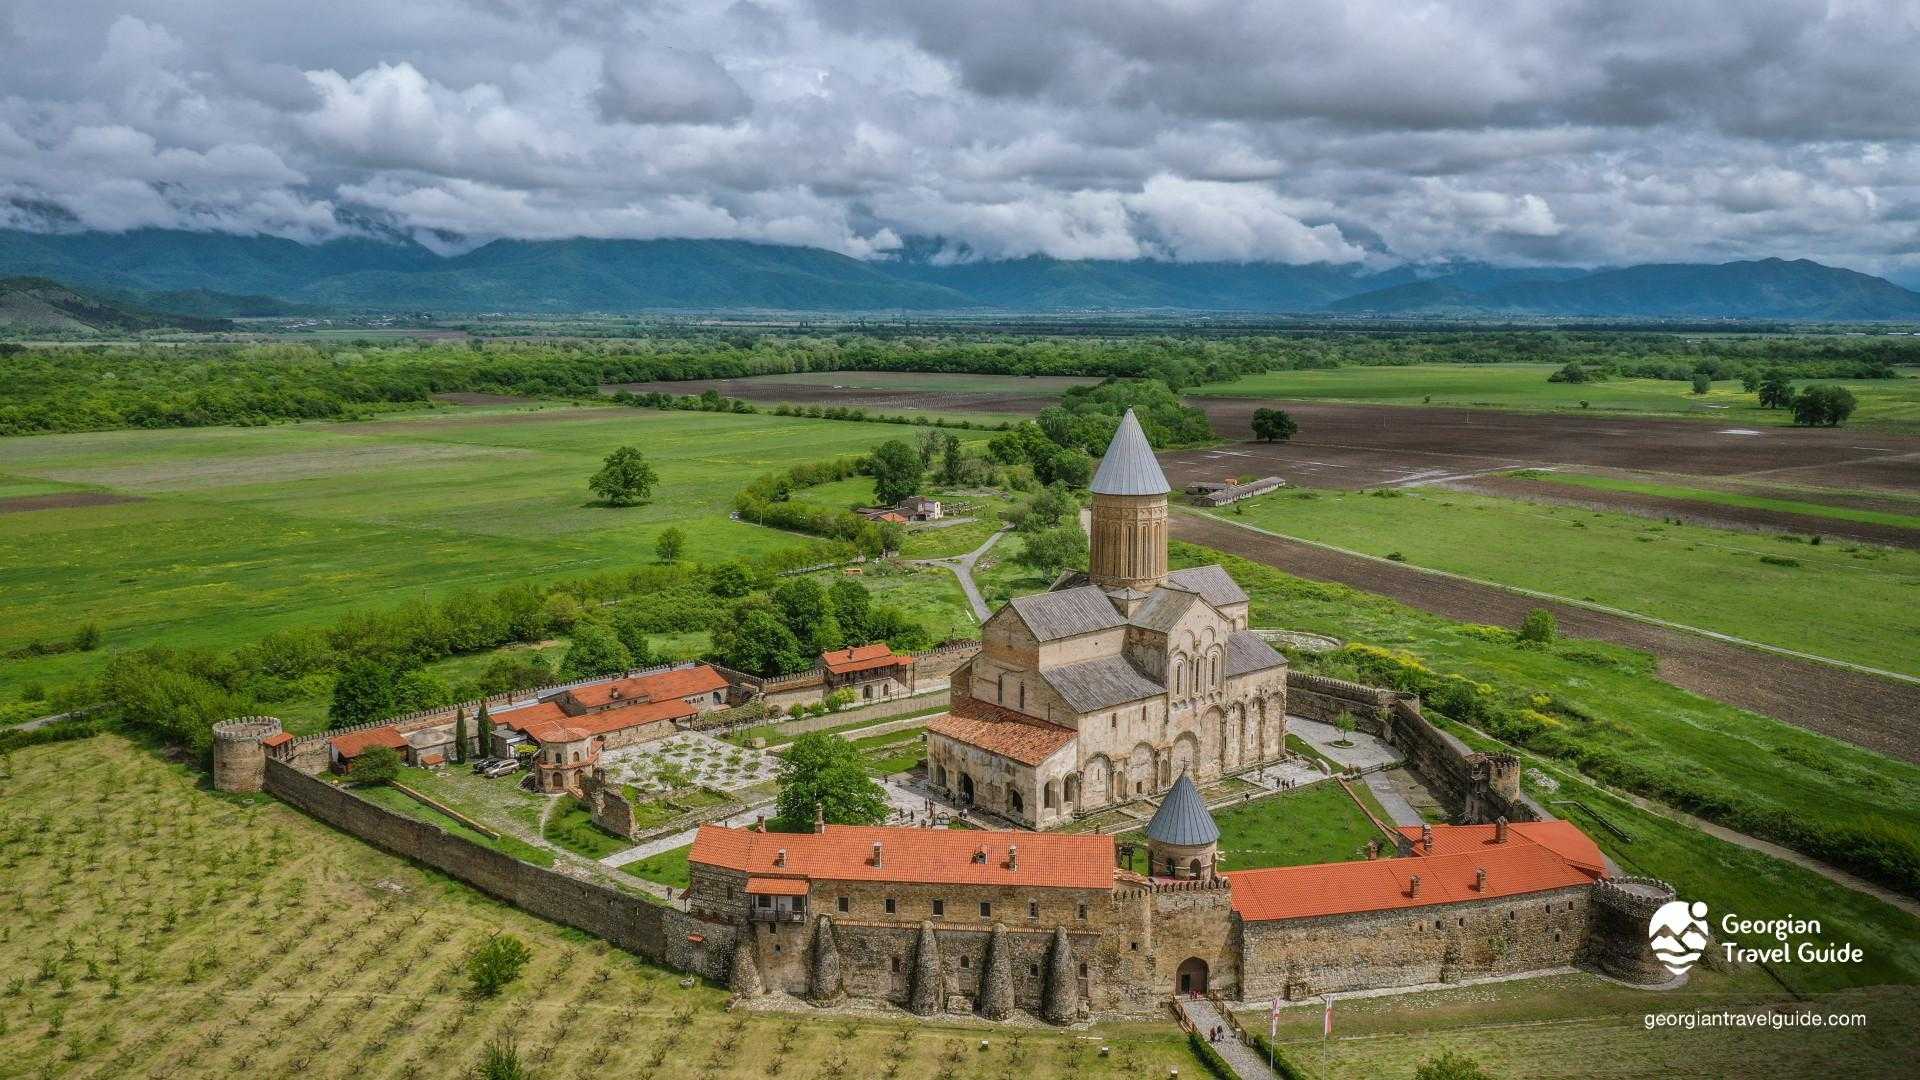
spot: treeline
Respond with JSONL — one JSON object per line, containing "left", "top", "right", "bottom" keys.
{"left": 57, "top": 541, "right": 862, "bottom": 754}
{"left": 6, "top": 331, "right": 1913, "bottom": 438}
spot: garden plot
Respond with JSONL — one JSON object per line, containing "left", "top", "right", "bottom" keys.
{"left": 602, "top": 732, "right": 777, "bottom": 795}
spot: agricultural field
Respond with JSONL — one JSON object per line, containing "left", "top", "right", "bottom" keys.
{"left": 1268, "top": 971, "right": 1920, "bottom": 1080}
{"left": 1188, "top": 361, "right": 1920, "bottom": 430}
{"left": 0, "top": 735, "right": 1198, "bottom": 1080}
{"left": 1505, "top": 469, "right": 1920, "bottom": 532}
{"left": 0, "top": 405, "right": 983, "bottom": 708}
{"left": 604, "top": 369, "right": 1095, "bottom": 424}
{"left": 1207, "top": 486, "right": 1920, "bottom": 677}
{"left": 1172, "top": 542, "right": 1920, "bottom": 921}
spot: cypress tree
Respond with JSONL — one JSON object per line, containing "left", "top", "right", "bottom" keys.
{"left": 453, "top": 706, "right": 468, "bottom": 765}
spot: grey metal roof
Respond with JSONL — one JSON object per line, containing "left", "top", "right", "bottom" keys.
{"left": 1040, "top": 655, "right": 1164, "bottom": 713}
{"left": 1145, "top": 772, "right": 1219, "bottom": 846}
{"left": 1128, "top": 586, "right": 1198, "bottom": 633}
{"left": 1224, "top": 629, "right": 1287, "bottom": 678}
{"left": 1089, "top": 409, "right": 1171, "bottom": 496}
{"left": 1166, "top": 565, "right": 1248, "bottom": 608}
{"left": 1008, "top": 586, "right": 1126, "bottom": 641}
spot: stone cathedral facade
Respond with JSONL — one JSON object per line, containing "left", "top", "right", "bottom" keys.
{"left": 927, "top": 409, "right": 1290, "bottom": 829}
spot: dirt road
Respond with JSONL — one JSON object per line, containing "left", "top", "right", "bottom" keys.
{"left": 1172, "top": 512, "right": 1920, "bottom": 763}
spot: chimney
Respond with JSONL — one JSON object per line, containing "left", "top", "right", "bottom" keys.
{"left": 1365, "top": 839, "right": 1379, "bottom": 860}
{"left": 1494, "top": 816, "right": 1509, "bottom": 844}
{"left": 1007, "top": 845, "right": 1018, "bottom": 871}
{"left": 754, "top": 815, "right": 766, "bottom": 831}
{"left": 1408, "top": 874, "right": 1422, "bottom": 898}
{"left": 872, "top": 842, "right": 884, "bottom": 868}
{"left": 1475, "top": 868, "right": 1488, "bottom": 892}
{"left": 1420, "top": 824, "right": 1434, "bottom": 853}
{"left": 814, "top": 804, "right": 826, "bottom": 834}
{"left": 774, "top": 848, "right": 787, "bottom": 867}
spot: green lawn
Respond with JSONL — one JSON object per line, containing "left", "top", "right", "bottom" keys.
{"left": 1120, "top": 781, "right": 1387, "bottom": 875}
{"left": 1206, "top": 487, "right": 1920, "bottom": 676}
{"left": 802, "top": 561, "right": 979, "bottom": 642}
{"left": 1515, "top": 469, "right": 1920, "bottom": 530}
{"left": 352, "top": 777, "right": 556, "bottom": 866}
{"left": 1173, "top": 541, "right": 1920, "bottom": 914}
{"left": 973, "top": 532, "right": 1057, "bottom": 607}
{"left": 621, "top": 842, "right": 693, "bottom": 889}
{"left": 1189, "top": 362, "right": 1920, "bottom": 430}
{"left": 0, "top": 405, "right": 982, "bottom": 706}
{"left": 539, "top": 798, "right": 635, "bottom": 860}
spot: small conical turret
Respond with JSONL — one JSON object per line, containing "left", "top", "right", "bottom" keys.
{"left": 1144, "top": 771, "right": 1220, "bottom": 879}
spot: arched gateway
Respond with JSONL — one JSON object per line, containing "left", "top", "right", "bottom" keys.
{"left": 1176, "top": 956, "right": 1209, "bottom": 995}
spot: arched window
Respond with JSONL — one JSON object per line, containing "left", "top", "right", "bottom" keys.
{"left": 996, "top": 673, "right": 1005, "bottom": 703}
{"left": 1010, "top": 789, "right": 1024, "bottom": 814}
{"left": 1043, "top": 782, "right": 1057, "bottom": 809}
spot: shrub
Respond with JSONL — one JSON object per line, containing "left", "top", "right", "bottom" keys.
{"left": 348, "top": 746, "right": 401, "bottom": 786}
{"left": 465, "top": 934, "right": 532, "bottom": 998}
{"left": 1758, "top": 555, "right": 1801, "bottom": 568}
{"left": 1518, "top": 608, "right": 1557, "bottom": 644}
{"left": 1416, "top": 1050, "right": 1496, "bottom": 1080}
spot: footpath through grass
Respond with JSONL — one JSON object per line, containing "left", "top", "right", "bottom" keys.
{"left": 0, "top": 405, "right": 983, "bottom": 706}
{"left": 1208, "top": 487, "right": 1920, "bottom": 676}
{"left": 1172, "top": 541, "right": 1920, "bottom": 904}
{"left": 0, "top": 735, "right": 1196, "bottom": 1079}
{"left": 1189, "top": 361, "right": 1920, "bottom": 430}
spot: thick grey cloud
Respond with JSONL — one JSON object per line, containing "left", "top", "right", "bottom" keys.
{"left": 0, "top": 0, "right": 1916, "bottom": 277}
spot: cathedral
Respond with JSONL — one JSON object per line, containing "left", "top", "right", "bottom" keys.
{"left": 927, "top": 409, "right": 1289, "bottom": 828}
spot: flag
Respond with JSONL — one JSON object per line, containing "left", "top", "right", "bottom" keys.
{"left": 1322, "top": 996, "right": 1333, "bottom": 1038}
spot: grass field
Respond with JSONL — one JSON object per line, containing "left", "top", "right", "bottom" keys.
{"left": 1268, "top": 972, "right": 1920, "bottom": 1079}
{"left": 1189, "top": 362, "right": 1920, "bottom": 430}
{"left": 1174, "top": 542, "right": 1920, "bottom": 938}
{"left": 0, "top": 405, "right": 982, "bottom": 708}
{"left": 1119, "top": 781, "right": 1388, "bottom": 874}
{"left": 1517, "top": 469, "right": 1920, "bottom": 530}
{"left": 1207, "top": 487, "right": 1920, "bottom": 676}
{"left": 622, "top": 843, "right": 694, "bottom": 889}
{"left": 0, "top": 735, "right": 1199, "bottom": 1080}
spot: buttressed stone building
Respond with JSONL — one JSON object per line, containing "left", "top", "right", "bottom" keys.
{"left": 927, "top": 408, "right": 1289, "bottom": 828}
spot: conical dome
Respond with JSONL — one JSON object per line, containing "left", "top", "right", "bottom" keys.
{"left": 1090, "top": 409, "right": 1170, "bottom": 496}
{"left": 1145, "top": 772, "right": 1218, "bottom": 846}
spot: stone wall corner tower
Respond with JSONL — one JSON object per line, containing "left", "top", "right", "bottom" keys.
{"left": 211, "top": 716, "right": 283, "bottom": 793}
{"left": 1088, "top": 408, "right": 1171, "bottom": 592}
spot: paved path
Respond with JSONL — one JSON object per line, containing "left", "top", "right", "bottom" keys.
{"left": 1172, "top": 511, "right": 1920, "bottom": 764}
{"left": 1361, "top": 772, "right": 1425, "bottom": 827}
{"left": 912, "top": 525, "right": 1011, "bottom": 622}
{"left": 1287, "top": 717, "right": 1403, "bottom": 772}
{"left": 1180, "top": 996, "right": 1280, "bottom": 1080}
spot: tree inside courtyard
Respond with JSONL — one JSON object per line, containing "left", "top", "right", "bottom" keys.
{"left": 772, "top": 732, "right": 889, "bottom": 831}
{"left": 348, "top": 745, "right": 402, "bottom": 785}
{"left": 589, "top": 445, "right": 659, "bottom": 506}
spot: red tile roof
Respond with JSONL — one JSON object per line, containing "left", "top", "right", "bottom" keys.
{"left": 499, "top": 697, "right": 691, "bottom": 744}
{"left": 329, "top": 725, "right": 408, "bottom": 758}
{"left": 926, "top": 712, "right": 1076, "bottom": 767}
{"left": 691, "top": 823, "right": 1116, "bottom": 891}
{"left": 1225, "top": 822, "right": 1606, "bottom": 923}
{"left": 822, "top": 642, "right": 911, "bottom": 675}
{"left": 744, "top": 876, "right": 810, "bottom": 896}
{"left": 567, "top": 665, "right": 728, "bottom": 709}
{"left": 261, "top": 732, "right": 293, "bottom": 748}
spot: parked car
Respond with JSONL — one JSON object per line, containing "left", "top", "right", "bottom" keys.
{"left": 470, "top": 757, "right": 501, "bottom": 773}
{"left": 482, "top": 760, "right": 521, "bottom": 778}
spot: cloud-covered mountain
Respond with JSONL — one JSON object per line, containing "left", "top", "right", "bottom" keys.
{"left": 1329, "top": 258, "right": 1920, "bottom": 320}
{"left": 3, "top": 230, "right": 1918, "bottom": 319}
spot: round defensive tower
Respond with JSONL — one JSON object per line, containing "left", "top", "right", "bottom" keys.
{"left": 1589, "top": 877, "right": 1681, "bottom": 984}
{"left": 1144, "top": 772, "right": 1220, "bottom": 879}
{"left": 211, "top": 716, "right": 283, "bottom": 793}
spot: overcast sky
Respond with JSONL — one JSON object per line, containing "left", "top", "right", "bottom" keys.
{"left": 3, "top": 0, "right": 1918, "bottom": 279}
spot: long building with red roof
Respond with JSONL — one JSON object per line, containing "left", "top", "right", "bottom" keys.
{"left": 690, "top": 778, "right": 1663, "bottom": 1017}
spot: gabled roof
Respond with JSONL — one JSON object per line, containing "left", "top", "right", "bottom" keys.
{"left": 1128, "top": 585, "right": 1200, "bottom": 633}
{"left": 1008, "top": 586, "right": 1126, "bottom": 641}
{"left": 261, "top": 731, "right": 293, "bottom": 749}
{"left": 566, "top": 664, "right": 728, "bottom": 709}
{"left": 822, "top": 643, "right": 910, "bottom": 675}
{"left": 691, "top": 823, "right": 1116, "bottom": 890}
{"left": 1041, "top": 655, "right": 1163, "bottom": 713}
{"left": 1145, "top": 772, "right": 1220, "bottom": 847}
{"left": 329, "top": 725, "right": 408, "bottom": 758}
{"left": 498, "top": 697, "right": 691, "bottom": 743}
{"left": 1165, "top": 565, "right": 1248, "bottom": 607}
{"left": 1090, "top": 408, "right": 1170, "bottom": 496}
{"left": 1224, "top": 630, "right": 1287, "bottom": 678}
{"left": 1226, "top": 822, "right": 1607, "bottom": 922}
{"left": 927, "top": 712, "right": 1077, "bottom": 767}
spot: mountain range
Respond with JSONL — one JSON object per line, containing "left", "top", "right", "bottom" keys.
{"left": 2, "top": 228, "right": 1918, "bottom": 320}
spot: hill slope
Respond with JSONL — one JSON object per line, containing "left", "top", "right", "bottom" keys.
{"left": 1332, "top": 258, "right": 1920, "bottom": 320}
{"left": 0, "top": 277, "right": 233, "bottom": 333}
